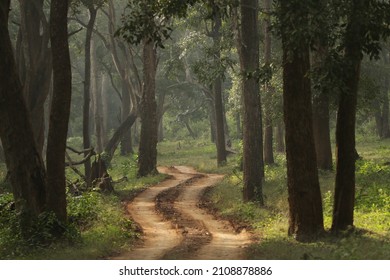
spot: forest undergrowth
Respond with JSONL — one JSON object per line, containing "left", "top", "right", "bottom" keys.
{"left": 0, "top": 137, "right": 389, "bottom": 259}
{"left": 201, "top": 138, "right": 390, "bottom": 260}
{"left": 0, "top": 143, "right": 165, "bottom": 259}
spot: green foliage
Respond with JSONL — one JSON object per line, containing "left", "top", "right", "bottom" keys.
{"left": 116, "top": 0, "right": 197, "bottom": 48}
{"left": 67, "top": 192, "right": 100, "bottom": 229}
{"left": 202, "top": 138, "right": 390, "bottom": 259}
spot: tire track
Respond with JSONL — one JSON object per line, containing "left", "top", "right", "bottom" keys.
{"left": 112, "top": 166, "right": 195, "bottom": 260}
{"left": 113, "top": 166, "right": 252, "bottom": 260}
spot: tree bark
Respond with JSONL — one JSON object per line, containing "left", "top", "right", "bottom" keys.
{"left": 104, "top": 112, "right": 137, "bottom": 163}
{"left": 276, "top": 122, "right": 285, "bottom": 153}
{"left": 238, "top": 0, "right": 264, "bottom": 203}
{"left": 280, "top": 1, "right": 324, "bottom": 240}
{"left": 83, "top": 7, "right": 98, "bottom": 185}
{"left": 211, "top": 9, "right": 227, "bottom": 166}
{"left": 381, "top": 54, "right": 390, "bottom": 138}
{"left": 332, "top": 0, "right": 364, "bottom": 232}
{"left": 120, "top": 81, "right": 133, "bottom": 155}
{"left": 137, "top": 40, "right": 158, "bottom": 177}
{"left": 0, "top": 141, "right": 4, "bottom": 163}
{"left": 46, "top": 0, "right": 71, "bottom": 223}
{"left": 0, "top": 0, "right": 47, "bottom": 233}
{"left": 18, "top": 0, "right": 52, "bottom": 155}
{"left": 312, "top": 46, "right": 333, "bottom": 170}
{"left": 263, "top": 0, "right": 274, "bottom": 165}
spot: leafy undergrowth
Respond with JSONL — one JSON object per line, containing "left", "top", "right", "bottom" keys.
{"left": 204, "top": 139, "right": 390, "bottom": 260}
{"left": 0, "top": 153, "right": 164, "bottom": 260}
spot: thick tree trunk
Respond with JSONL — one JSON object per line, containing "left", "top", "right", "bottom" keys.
{"left": 18, "top": 0, "right": 52, "bottom": 155}
{"left": 83, "top": 7, "right": 98, "bottom": 185}
{"left": 263, "top": 0, "right": 274, "bottom": 165}
{"left": 280, "top": 1, "right": 324, "bottom": 240}
{"left": 46, "top": 0, "right": 71, "bottom": 223}
{"left": 238, "top": 0, "right": 264, "bottom": 203}
{"left": 0, "top": 1, "right": 47, "bottom": 233}
{"left": 137, "top": 40, "right": 158, "bottom": 177}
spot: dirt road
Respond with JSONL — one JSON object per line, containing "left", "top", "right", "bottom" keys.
{"left": 112, "top": 166, "right": 252, "bottom": 260}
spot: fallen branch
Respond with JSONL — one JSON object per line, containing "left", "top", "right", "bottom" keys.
{"left": 65, "top": 152, "right": 86, "bottom": 181}
{"left": 65, "top": 148, "right": 95, "bottom": 166}
{"left": 66, "top": 146, "right": 94, "bottom": 155}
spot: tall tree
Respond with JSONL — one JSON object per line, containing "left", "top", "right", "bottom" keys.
{"left": 237, "top": 0, "right": 264, "bottom": 203}
{"left": 0, "top": 0, "right": 47, "bottom": 234}
{"left": 79, "top": 1, "right": 102, "bottom": 185}
{"left": 331, "top": 0, "right": 390, "bottom": 231}
{"left": 210, "top": 5, "right": 227, "bottom": 166}
{"left": 278, "top": 0, "right": 324, "bottom": 240}
{"left": 46, "top": 0, "right": 71, "bottom": 223}
{"left": 138, "top": 40, "right": 159, "bottom": 176}
{"left": 263, "top": 0, "right": 274, "bottom": 165}
{"left": 312, "top": 46, "right": 333, "bottom": 170}
{"left": 18, "top": 0, "right": 52, "bottom": 154}
{"left": 332, "top": 0, "right": 364, "bottom": 231}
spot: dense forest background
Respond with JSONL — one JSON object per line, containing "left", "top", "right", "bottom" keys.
{"left": 0, "top": 0, "right": 390, "bottom": 259}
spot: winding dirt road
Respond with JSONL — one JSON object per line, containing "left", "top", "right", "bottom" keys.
{"left": 112, "top": 166, "right": 252, "bottom": 260}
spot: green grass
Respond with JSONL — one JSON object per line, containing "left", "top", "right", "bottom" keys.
{"left": 201, "top": 138, "right": 390, "bottom": 260}
{"left": 157, "top": 139, "right": 239, "bottom": 174}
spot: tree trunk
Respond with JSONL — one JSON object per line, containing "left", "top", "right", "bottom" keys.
{"left": 0, "top": 141, "right": 4, "bottom": 162}
{"left": 46, "top": 0, "right": 71, "bottom": 223}
{"left": 312, "top": 46, "right": 333, "bottom": 170}
{"left": 381, "top": 55, "right": 390, "bottom": 138}
{"left": 207, "top": 97, "right": 217, "bottom": 143}
{"left": 280, "top": 1, "right": 324, "bottom": 240}
{"left": 120, "top": 81, "right": 133, "bottom": 155}
{"left": 263, "top": 0, "right": 274, "bottom": 165}
{"left": 276, "top": 122, "right": 285, "bottom": 153}
{"left": 83, "top": 7, "right": 98, "bottom": 185}
{"left": 312, "top": 92, "right": 333, "bottom": 170}
{"left": 104, "top": 112, "right": 137, "bottom": 163}
{"left": 91, "top": 38, "right": 104, "bottom": 153}
{"left": 18, "top": 0, "right": 52, "bottom": 155}
{"left": 238, "top": 0, "right": 264, "bottom": 203}
{"left": 211, "top": 10, "right": 226, "bottom": 166}
{"left": 0, "top": 1, "right": 47, "bottom": 233}
{"left": 137, "top": 40, "right": 158, "bottom": 177}
{"left": 332, "top": 1, "right": 364, "bottom": 232}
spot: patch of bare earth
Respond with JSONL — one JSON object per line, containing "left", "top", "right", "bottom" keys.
{"left": 113, "top": 166, "right": 253, "bottom": 260}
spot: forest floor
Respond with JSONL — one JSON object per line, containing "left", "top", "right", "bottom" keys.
{"left": 111, "top": 165, "right": 252, "bottom": 260}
